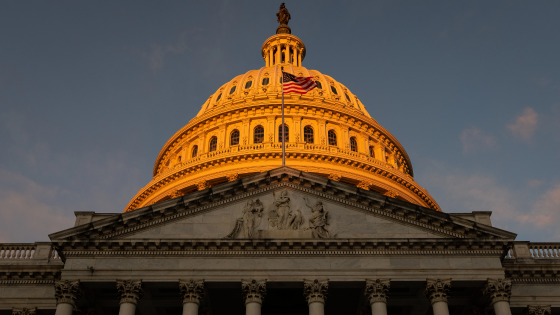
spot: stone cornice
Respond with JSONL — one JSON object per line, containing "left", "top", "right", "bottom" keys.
{"left": 50, "top": 168, "right": 516, "bottom": 242}
{"left": 54, "top": 239, "right": 511, "bottom": 259}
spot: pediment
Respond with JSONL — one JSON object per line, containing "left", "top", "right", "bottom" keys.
{"left": 49, "top": 167, "right": 516, "bottom": 242}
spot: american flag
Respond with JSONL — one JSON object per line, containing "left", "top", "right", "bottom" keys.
{"left": 282, "top": 72, "right": 317, "bottom": 94}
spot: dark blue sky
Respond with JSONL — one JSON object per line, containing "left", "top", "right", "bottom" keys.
{"left": 1, "top": 1, "right": 559, "bottom": 242}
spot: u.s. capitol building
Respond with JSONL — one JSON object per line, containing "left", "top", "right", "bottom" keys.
{"left": 1, "top": 5, "right": 558, "bottom": 315}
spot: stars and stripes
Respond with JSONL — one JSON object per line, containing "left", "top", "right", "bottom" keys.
{"left": 282, "top": 72, "right": 317, "bottom": 94}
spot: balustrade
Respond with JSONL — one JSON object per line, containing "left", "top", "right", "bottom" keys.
{"left": 505, "top": 242, "right": 560, "bottom": 259}
{"left": 0, "top": 244, "right": 36, "bottom": 259}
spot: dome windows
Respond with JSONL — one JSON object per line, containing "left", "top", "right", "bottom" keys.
{"left": 331, "top": 86, "right": 338, "bottom": 94}
{"left": 229, "top": 86, "right": 237, "bottom": 94}
{"left": 350, "top": 137, "right": 358, "bottom": 152}
{"left": 262, "top": 77, "right": 270, "bottom": 86}
{"left": 345, "top": 93, "right": 351, "bottom": 102}
{"left": 245, "top": 81, "right": 253, "bottom": 89}
{"left": 230, "top": 129, "right": 240, "bottom": 146}
{"left": 328, "top": 130, "right": 337, "bottom": 146}
{"left": 315, "top": 81, "right": 322, "bottom": 89}
{"left": 191, "top": 145, "right": 198, "bottom": 158}
{"left": 369, "top": 146, "right": 375, "bottom": 158}
{"left": 209, "top": 137, "right": 218, "bottom": 152}
{"left": 304, "top": 126, "right": 314, "bottom": 143}
{"left": 278, "top": 124, "right": 289, "bottom": 142}
{"left": 254, "top": 126, "right": 264, "bottom": 144}
{"left": 216, "top": 93, "right": 222, "bottom": 102}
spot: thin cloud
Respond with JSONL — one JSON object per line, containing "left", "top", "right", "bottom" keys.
{"left": 508, "top": 107, "right": 538, "bottom": 141}
{"left": 460, "top": 127, "right": 496, "bottom": 154}
{"left": 518, "top": 184, "right": 560, "bottom": 237}
{"left": 148, "top": 30, "right": 196, "bottom": 70}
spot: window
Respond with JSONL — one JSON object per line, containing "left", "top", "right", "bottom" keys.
{"left": 304, "top": 126, "right": 314, "bottom": 143}
{"left": 331, "top": 86, "right": 338, "bottom": 94}
{"left": 369, "top": 146, "right": 375, "bottom": 157}
{"left": 216, "top": 93, "right": 222, "bottom": 101}
{"left": 278, "top": 124, "right": 289, "bottom": 142}
{"left": 192, "top": 145, "right": 198, "bottom": 158}
{"left": 262, "top": 77, "right": 270, "bottom": 85}
{"left": 316, "top": 81, "right": 322, "bottom": 89}
{"left": 245, "top": 81, "right": 252, "bottom": 89}
{"left": 350, "top": 137, "right": 358, "bottom": 152}
{"left": 209, "top": 136, "right": 217, "bottom": 152}
{"left": 254, "top": 126, "right": 264, "bottom": 143}
{"left": 229, "top": 86, "right": 236, "bottom": 94}
{"left": 230, "top": 129, "right": 240, "bottom": 146}
{"left": 345, "top": 93, "right": 351, "bottom": 102}
{"left": 328, "top": 130, "right": 337, "bottom": 146}
{"left": 177, "top": 156, "right": 182, "bottom": 162}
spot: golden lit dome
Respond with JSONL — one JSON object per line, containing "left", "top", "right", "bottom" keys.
{"left": 123, "top": 29, "right": 441, "bottom": 212}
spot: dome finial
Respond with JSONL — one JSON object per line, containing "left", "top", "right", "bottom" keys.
{"left": 276, "top": 3, "right": 291, "bottom": 34}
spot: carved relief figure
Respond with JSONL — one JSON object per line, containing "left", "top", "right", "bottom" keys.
{"left": 286, "top": 209, "right": 304, "bottom": 230}
{"left": 276, "top": 3, "right": 291, "bottom": 25}
{"left": 304, "top": 197, "right": 331, "bottom": 238}
{"left": 225, "top": 199, "right": 263, "bottom": 239}
{"left": 268, "top": 190, "right": 294, "bottom": 229}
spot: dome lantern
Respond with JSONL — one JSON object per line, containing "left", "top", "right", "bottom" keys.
{"left": 262, "top": 3, "right": 305, "bottom": 67}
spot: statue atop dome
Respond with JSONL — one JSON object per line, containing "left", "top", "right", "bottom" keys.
{"left": 276, "top": 3, "right": 291, "bottom": 34}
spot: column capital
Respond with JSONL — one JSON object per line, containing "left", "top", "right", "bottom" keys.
{"left": 304, "top": 279, "right": 329, "bottom": 305}
{"left": 179, "top": 279, "right": 205, "bottom": 305}
{"left": 241, "top": 279, "right": 266, "bottom": 305}
{"left": 12, "top": 308, "right": 37, "bottom": 315}
{"left": 525, "top": 306, "right": 551, "bottom": 315}
{"left": 482, "top": 278, "right": 511, "bottom": 305}
{"left": 116, "top": 279, "right": 143, "bottom": 305}
{"left": 365, "top": 279, "right": 391, "bottom": 304}
{"left": 54, "top": 280, "right": 82, "bottom": 306}
{"left": 424, "top": 278, "right": 451, "bottom": 304}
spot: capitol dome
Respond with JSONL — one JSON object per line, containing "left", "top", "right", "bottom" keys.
{"left": 124, "top": 31, "right": 441, "bottom": 212}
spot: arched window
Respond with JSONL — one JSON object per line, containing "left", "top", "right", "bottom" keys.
{"left": 304, "top": 126, "right": 314, "bottom": 143}
{"left": 278, "top": 124, "right": 289, "bottom": 142}
{"left": 328, "top": 130, "right": 337, "bottom": 146}
{"left": 331, "top": 86, "right": 338, "bottom": 94}
{"left": 345, "top": 93, "right": 351, "bottom": 101}
{"left": 192, "top": 145, "right": 198, "bottom": 158}
{"left": 229, "top": 86, "right": 236, "bottom": 94}
{"left": 230, "top": 129, "right": 240, "bottom": 146}
{"left": 316, "top": 81, "right": 322, "bottom": 89}
{"left": 369, "top": 146, "right": 375, "bottom": 158}
{"left": 262, "top": 77, "right": 270, "bottom": 85}
{"left": 216, "top": 93, "right": 222, "bottom": 101}
{"left": 245, "top": 81, "right": 252, "bottom": 89}
{"left": 254, "top": 126, "right": 264, "bottom": 143}
{"left": 350, "top": 137, "right": 358, "bottom": 152}
{"left": 177, "top": 155, "right": 182, "bottom": 162}
{"left": 209, "top": 136, "right": 217, "bottom": 152}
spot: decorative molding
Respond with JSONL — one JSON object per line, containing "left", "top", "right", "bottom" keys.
{"left": 482, "top": 278, "right": 511, "bottom": 305}
{"left": 179, "top": 279, "right": 204, "bottom": 305}
{"left": 525, "top": 306, "right": 551, "bottom": 315}
{"left": 509, "top": 278, "right": 560, "bottom": 284}
{"left": 242, "top": 279, "right": 266, "bottom": 305}
{"left": 54, "top": 279, "right": 82, "bottom": 306}
{"left": 197, "top": 180, "right": 210, "bottom": 191}
{"left": 12, "top": 308, "right": 37, "bottom": 315}
{"left": 0, "top": 280, "right": 56, "bottom": 285}
{"left": 116, "top": 279, "right": 143, "bottom": 305}
{"left": 365, "top": 279, "right": 390, "bottom": 304}
{"left": 357, "top": 181, "right": 371, "bottom": 190}
{"left": 304, "top": 279, "right": 328, "bottom": 305}
{"left": 424, "top": 278, "right": 451, "bottom": 304}
{"left": 227, "top": 173, "right": 239, "bottom": 182}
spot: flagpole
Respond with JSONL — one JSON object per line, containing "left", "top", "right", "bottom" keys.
{"left": 281, "top": 66, "right": 285, "bottom": 167}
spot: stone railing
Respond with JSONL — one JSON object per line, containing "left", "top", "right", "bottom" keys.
{"left": 506, "top": 242, "right": 560, "bottom": 259}
{"left": 0, "top": 243, "right": 60, "bottom": 261}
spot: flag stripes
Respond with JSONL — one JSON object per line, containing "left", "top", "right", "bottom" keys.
{"left": 282, "top": 72, "right": 317, "bottom": 94}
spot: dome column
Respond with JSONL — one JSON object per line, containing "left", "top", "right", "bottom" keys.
{"left": 297, "top": 48, "right": 302, "bottom": 66}
{"left": 269, "top": 47, "right": 273, "bottom": 66}
{"left": 284, "top": 46, "right": 289, "bottom": 64}
{"left": 276, "top": 44, "right": 281, "bottom": 65}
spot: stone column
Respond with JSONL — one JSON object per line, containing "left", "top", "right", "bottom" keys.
{"left": 298, "top": 49, "right": 302, "bottom": 66}
{"left": 284, "top": 46, "right": 288, "bottom": 64}
{"left": 424, "top": 279, "right": 451, "bottom": 315}
{"left": 116, "top": 279, "right": 143, "bottom": 315}
{"left": 12, "top": 308, "right": 38, "bottom": 315}
{"left": 54, "top": 280, "right": 82, "bottom": 315}
{"left": 525, "top": 305, "right": 551, "bottom": 315}
{"left": 179, "top": 279, "right": 205, "bottom": 315}
{"left": 365, "top": 279, "right": 390, "bottom": 315}
{"left": 242, "top": 279, "right": 266, "bottom": 315}
{"left": 269, "top": 47, "right": 273, "bottom": 66}
{"left": 304, "top": 279, "right": 329, "bottom": 315}
{"left": 482, "top": 279, "right": 512, "bottom": 315}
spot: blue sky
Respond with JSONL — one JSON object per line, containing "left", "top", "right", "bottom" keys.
{"left": 1, "top": 1, "right": 559, "bottom": 242}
